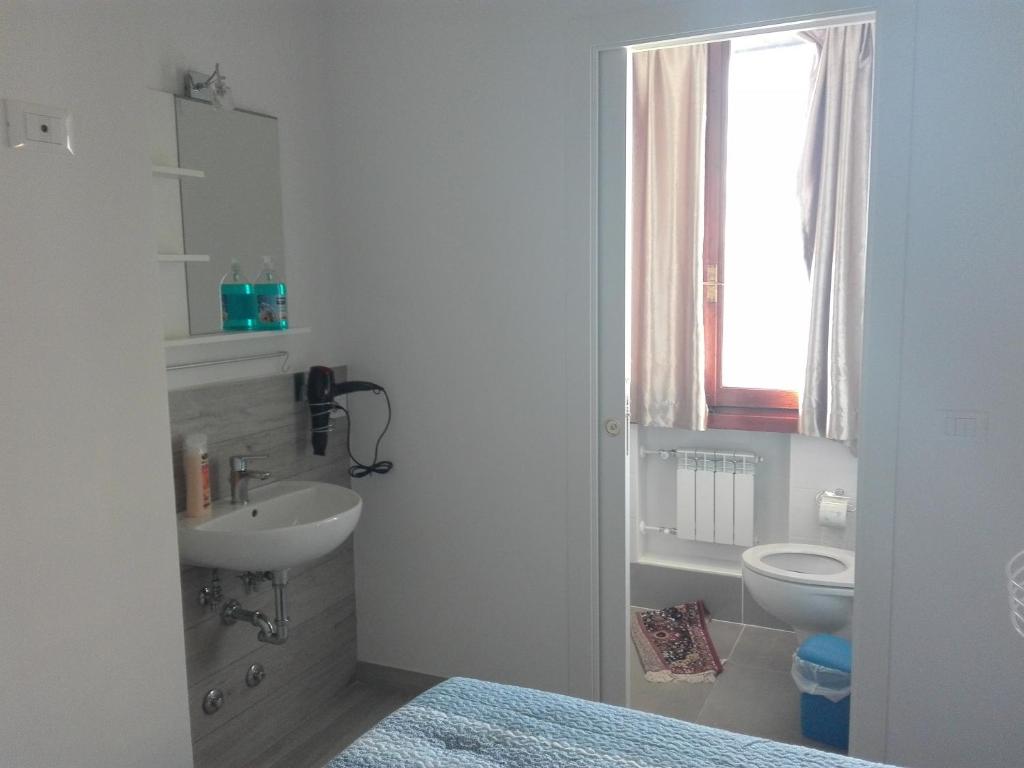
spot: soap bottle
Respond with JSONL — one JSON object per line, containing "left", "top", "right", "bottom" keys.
{"left": 253, "top": 257, "right": 288, "bottom": 331}
{"left": 183, "top": 433, "right": 212, "bottom": 518}
{"left": 220, "top": 259, "right": 257, "bottom": 331}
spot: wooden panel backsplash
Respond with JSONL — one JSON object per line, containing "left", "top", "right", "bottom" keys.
{"left": 168, "top": 365, "right": 349, "bottom": 509}
{"left": 168, "top": 365, "right": 357, "bottom": 768}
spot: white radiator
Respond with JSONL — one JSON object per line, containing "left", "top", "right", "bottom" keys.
{"left": 640, "top": 448, "right": 757, "bottom": 547}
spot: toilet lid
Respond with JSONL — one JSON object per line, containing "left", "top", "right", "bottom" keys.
{"left": 742, "top": 543, "right": 855, "bottom": 588}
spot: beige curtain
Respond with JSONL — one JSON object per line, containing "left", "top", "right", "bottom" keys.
{"left": 631, "top": 44, "right": 709, "bottom": 430}
{"left": 797, "top": 23, "right": 874, "bottom": 448}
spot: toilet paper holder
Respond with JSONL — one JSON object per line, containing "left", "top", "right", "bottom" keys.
{"left": 816, "top": 488, "right": 857, "bottom": 513}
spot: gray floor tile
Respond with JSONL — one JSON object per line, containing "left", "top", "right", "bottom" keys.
{"left": 251, "top": 680, "right": 410, "bottom": 768}
{"left": 708, "top": 620, "right": 743, "bottom": 664}
{"left": 628, "top": 611, "right": 743, "bottom": 722}
{"left": 629, "top": 636, "right": 714, "bottom": 720}
{"left": 630, "top": 609, "right": 743, "bottom": 665}
{"left": 628, "top": 615, "right": 842, "bottom": 753}
{"left": 696, "top": 663, "right": 806, "bottom": 745}
{"left": 728, "top": 625, "right": 799, "bottom": 672}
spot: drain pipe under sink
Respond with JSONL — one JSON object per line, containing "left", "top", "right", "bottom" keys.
{"left": 221, "top": 570, "right": 290, "bottom": 645}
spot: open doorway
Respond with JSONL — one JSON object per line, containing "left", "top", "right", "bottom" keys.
{"left": 605, "top": 14, "right": 875, "bottom": 751}
{"left": 581, "top": 3, "right": 918, "bottom": 761}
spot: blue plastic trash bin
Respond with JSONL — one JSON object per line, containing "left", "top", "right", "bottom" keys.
{"left": 792, "top": 634, "right": 852, "bottom": 751}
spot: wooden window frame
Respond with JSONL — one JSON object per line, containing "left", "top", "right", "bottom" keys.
{"left": 702, "top": 42, "right": 797, "bottom": 433}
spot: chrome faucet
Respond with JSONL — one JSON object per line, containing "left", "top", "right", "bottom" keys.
{"left": 229, "top": 455, "right": 271, "bottom": 504}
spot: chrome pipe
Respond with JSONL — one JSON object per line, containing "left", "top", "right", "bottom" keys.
{"left": 166, "top": 350, "right": 290, "bottom": 372}
{"left": 640, "top": 447, "right": 762, "bottom": 463}
{"left": 220, "top": 570, "right": 292, "bottom": 645}
{"left": 639, "top": 520, "right": 678, "bottom": 536}
{"left": 250, "top": 610, "right": 276, "bottom": 639}
{"left": 222, "top": 599, "right": 276, "bottom": 638}
{"left": 263, "top": 573, "right": 290, "bottom": 645}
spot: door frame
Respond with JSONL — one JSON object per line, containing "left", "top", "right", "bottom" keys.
{"left": 564, "top": 2, "right": 918, "bottom": 761}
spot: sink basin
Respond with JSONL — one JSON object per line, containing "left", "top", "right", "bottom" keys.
{"left": 177, "top": 480, "right": 362, "bottom": 572}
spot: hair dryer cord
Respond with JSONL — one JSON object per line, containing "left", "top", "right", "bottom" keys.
{"left": 334, "top": 388, "right": 393, "bottom": 477}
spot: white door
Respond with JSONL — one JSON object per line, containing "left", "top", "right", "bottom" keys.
{"left": 596, "top": 47, "right": 630, "bottom": 706}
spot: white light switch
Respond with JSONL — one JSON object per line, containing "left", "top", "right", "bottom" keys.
{"left": 3, "top": 99, "right": 72, "bottom": 154}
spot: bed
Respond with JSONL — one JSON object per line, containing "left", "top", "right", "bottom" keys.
{"left": 327, "top": 677, "right": 889, "bottom": 767}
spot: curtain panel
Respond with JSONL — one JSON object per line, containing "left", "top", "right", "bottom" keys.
{"left": 797, "top": 23, "right": 875, "bottom": 450}
{"left": 630, "top": 43, "right": 711, "bottom": 430}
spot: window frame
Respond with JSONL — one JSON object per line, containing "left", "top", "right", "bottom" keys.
{"left": 702, "top": 41, "right": 798, "bottom": 433}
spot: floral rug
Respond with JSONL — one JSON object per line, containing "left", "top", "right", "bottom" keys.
{"left": 630, "top": 601, "right": 723, "bottom": 682}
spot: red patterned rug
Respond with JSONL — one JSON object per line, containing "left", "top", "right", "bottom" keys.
{"left": 631, "top": 601, "right": 723, "bottom": 682}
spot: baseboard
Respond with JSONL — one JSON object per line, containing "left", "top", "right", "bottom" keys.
{"left": 354, "top": 661, "right": 446, "bottom": 695}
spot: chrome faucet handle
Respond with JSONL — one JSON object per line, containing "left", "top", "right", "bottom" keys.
{"left": 230, "top": 454, "right": 268, "bottom": 471}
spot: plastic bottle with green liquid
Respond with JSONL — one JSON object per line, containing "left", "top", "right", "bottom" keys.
{"left": 220, "top": 259, "right": 257, "bottom": 331}
{"left": 254, "top": 257, "right": 288, "bottom": 331}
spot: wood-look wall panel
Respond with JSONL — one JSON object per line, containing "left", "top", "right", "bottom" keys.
{"left": 168, "top": 365, "right": 348, "bottom": 512}
{"left": 188, "top": 597, "right": 356, "bottom": 742}
{"left": 169, "top": 365, "right": 357, "bottom": 768}
{"left": 185, "top": 540, "right": 354, "bottom": 681}
{"left": 180, "top": 538, "right": 352, "bottom": 631}
{"left": 192, "top": 649, "right": 357, "bottom": 768}
{"left": 172, "top": 437, "right": 347, "bottom": 514}
{"left": 169, "top": 372, "right": 306, "bottom": 445}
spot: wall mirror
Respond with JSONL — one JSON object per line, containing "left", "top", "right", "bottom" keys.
{"left": 175, "top": 97, "right": 285, "bottom": 336}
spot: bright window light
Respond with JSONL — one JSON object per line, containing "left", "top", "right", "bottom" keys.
{"left": 720, "top": 33, "right": 816, "bottom": 392}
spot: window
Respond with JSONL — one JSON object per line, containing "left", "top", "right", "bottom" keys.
{"left": 703, "top": 33, "right": 818, "bottom": 432}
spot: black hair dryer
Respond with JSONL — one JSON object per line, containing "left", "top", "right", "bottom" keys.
{"left": 306, "top": 366, "right": 388, "bottom": 464}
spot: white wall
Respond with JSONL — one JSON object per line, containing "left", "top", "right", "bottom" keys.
{"left": 333, "top": 1, "right": 1024, "bottom": 765}
{"left": 879, "top": 2, "right": 1024, "bottom": 765}
{"left": 330, "top": 0, "right": 589, "bottom": 692}
{"left": 789, "top": 435, "right": 857, "bottom": 549}
{"left": 0, "top": 1, "right": 345, "bottom": 764}
{"left": 329, "top": 0, "right": 875, "bottom": 695}
{"left": 0, "top": 3, "right": 193, "bottom": 765}
{"left": 6, "top": 0, "right": 1015, "bottom": 764}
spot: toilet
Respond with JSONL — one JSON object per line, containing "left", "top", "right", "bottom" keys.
{"left": 741, "top": 543, "right": 855, "bottom": 638}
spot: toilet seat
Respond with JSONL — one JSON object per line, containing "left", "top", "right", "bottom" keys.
{"left": 742, "top": 543, "right": 854, "bottom": 589}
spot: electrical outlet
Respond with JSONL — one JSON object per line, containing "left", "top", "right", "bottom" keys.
{"left": 3, "top": 99, "right": 73, "bottom": 154}
{"left": 939, "top": 409, "right": 989, "bottom": 442}
{"left": 25, "top": 112, "right": 65, "bottom": 145}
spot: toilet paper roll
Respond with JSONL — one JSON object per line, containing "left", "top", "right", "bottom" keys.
{"left": 818, "top": 495, "right": 848, "bottom": 528}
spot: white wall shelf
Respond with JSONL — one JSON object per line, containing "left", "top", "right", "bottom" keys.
{"left": 163, "top": 327, "right": 311, "bottom": 348}
{"left": 152, "top": 164, "right": 205, "bottom": 179}
{"left": 157, "top": 253, "right": 210, "bottom": 263}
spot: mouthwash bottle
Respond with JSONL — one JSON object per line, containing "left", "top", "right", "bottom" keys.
{"left": 220, "top": 259, "right": 257, "bottom": 331}
{"left": 254, "top": 257, "right": 288, "bottom": 330}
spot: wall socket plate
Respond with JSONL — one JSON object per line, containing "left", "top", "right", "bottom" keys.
{"left": 939, "top": 408, "right": 989, "bottom": 443}
{"left": 3, "top": 99, "right": 73, "bottom": 155}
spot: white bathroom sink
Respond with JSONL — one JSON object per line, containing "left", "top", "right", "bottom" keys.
{"left": 177, "top": 480, "right": 362, "bottom": 572}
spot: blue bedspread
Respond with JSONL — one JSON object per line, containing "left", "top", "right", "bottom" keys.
{"left": 327, "top": 677, "right": 889, "bottom": 767}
